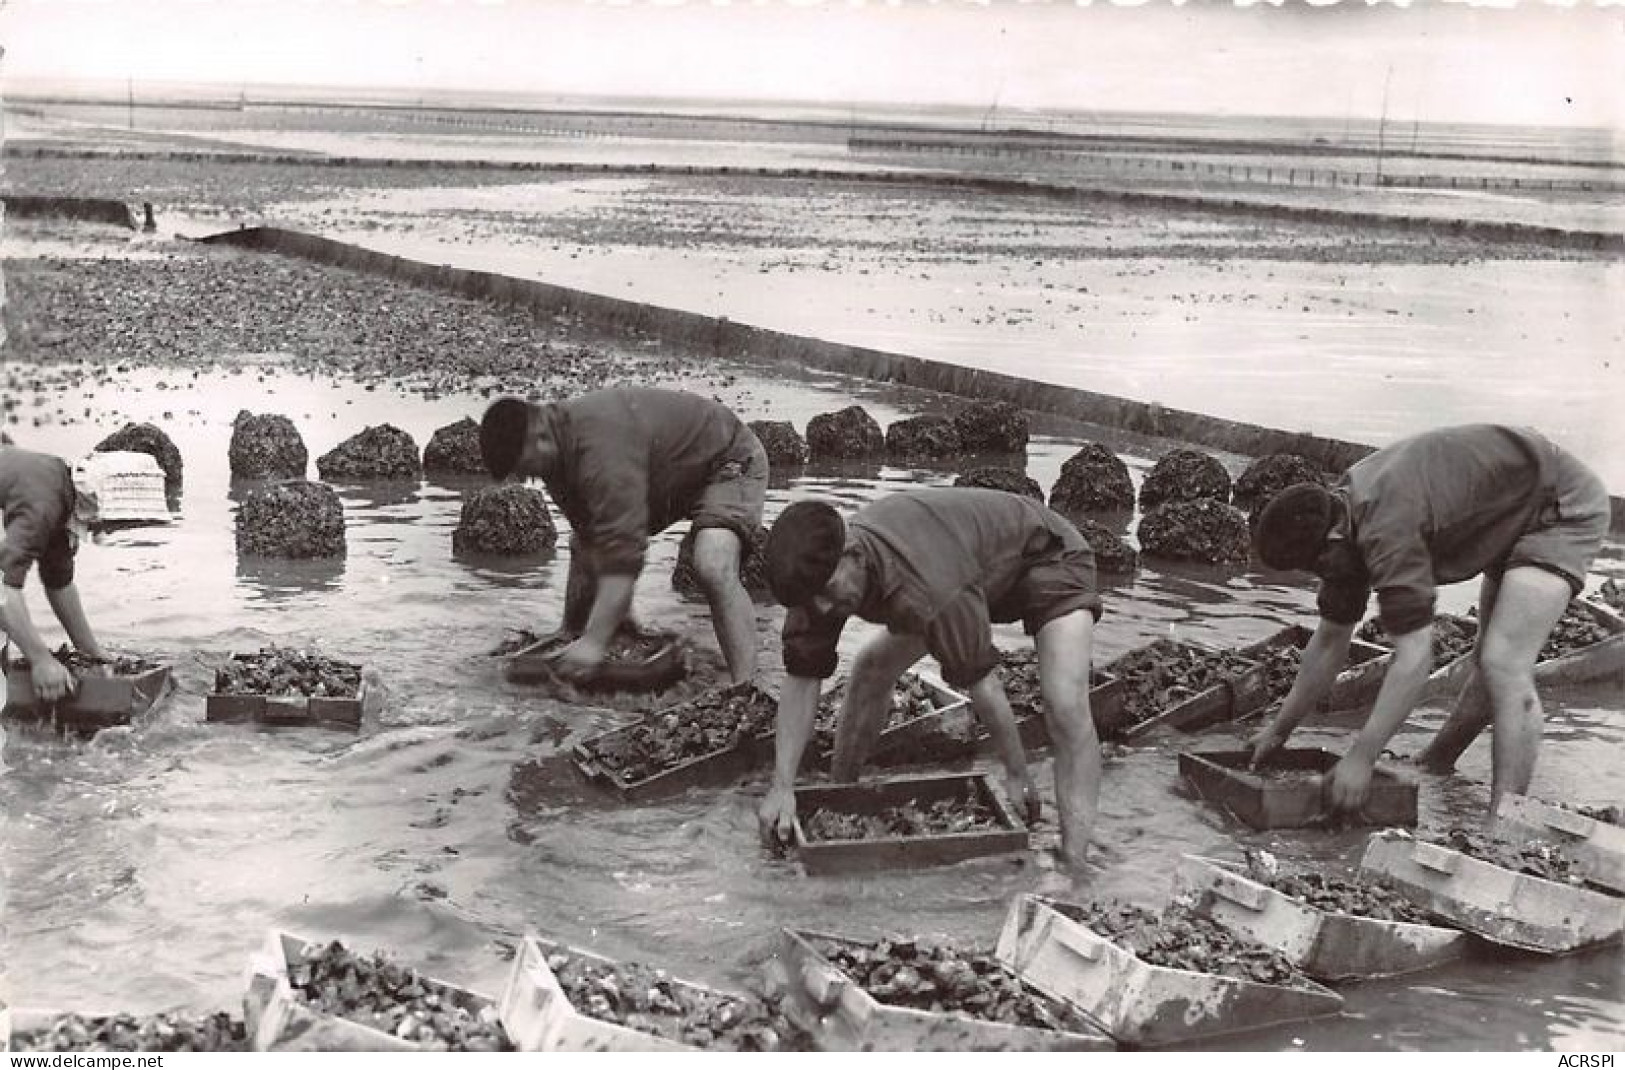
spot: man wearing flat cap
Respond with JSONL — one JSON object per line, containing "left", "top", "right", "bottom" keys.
{"left": 1250, "top": 424, "right": 1608, "bottom": 813}
{"left": 758, "top": 486, "right": 1105, "bottom": 867}
{"left": 1, "top": 439, "right": 112, "bottom": 703}
{"left": 479, "top": 388, "right": 767, "bottom": 684}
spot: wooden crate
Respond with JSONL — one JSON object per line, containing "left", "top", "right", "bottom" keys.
{"left": 503, "top": 631, "right": 686, "bottom": 693}
{"left": 1357, "top": 612, "right": 1480, "bottom": 706}
{"left": 1533, "top": 597, "right": 1625, "bottom": 688}
{"left": 1493, "top": 793, "right": 1625, "bottom": 896}
{"left": 815, "top": 670, "right": 974, "bottom": 769}
{"left": 791, "top": 771, "right": 1030, "bottom": 876}
{"left": 243, "top": 930, "right": 501, "bottom": 1052}
{"left": 778, "top": 928, "right": 1113, "bottom": 1052}
{"left": 1097, "top": 639, "right": 1259, "bottom": 743}
{"left": 205, "top": 683, "right": 368, "bottom": 729}
{"left": 1179, "top": 746, "right": 1417, "bottom": 830}
{"left": 1235, "top": 623, "right": 1393, "bottom": 716}
{"left": 499, "top": 930, "right": 758, "bottom": 1051}
{"left": 1007, "top": 670, "right": 1127, "bottom": 749}
{"left": 1171, "top": 855, "right": 1468, "bottom": 981}
{"left": 1358, "top": 830, "right": 1625, "bottom": 954}
{"left": 571, "top": 683, "right": 778, "bottom": 803}
{"left": 994, "top": 895, "right": 1344, "bottom": 1049}
{"left": 2, "top": 657, "right": 173, "bottom": 735}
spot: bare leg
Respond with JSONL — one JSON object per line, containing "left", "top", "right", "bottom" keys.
{"left": 830, "top": 632, "right": 927, "bottom": 782}
{"left": 1476, "top": 566, "right": 1571, "bottom": 810}
{"left": 1415, "top": 573, "right": 1500, "bottom": 772}
{"left": 692, "top": 527, "right": 757, "bottom": 683}
{"left": 1034, "top": 609, "right": 1101, "bottom": 866}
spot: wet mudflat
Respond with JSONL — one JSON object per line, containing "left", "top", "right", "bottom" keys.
{"left": 2, "top": 131, "right": 1623, "bottom": 1049}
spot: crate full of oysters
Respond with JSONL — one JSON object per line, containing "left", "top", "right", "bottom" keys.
{"left": 205, "top": 645, "right": 369, "bottom": 729}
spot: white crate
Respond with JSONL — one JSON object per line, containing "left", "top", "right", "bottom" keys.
{"left": 243, "top": 930, "right": 501, "bottom": 1051}
{"left": 1172, "top": 854, "right": 1469, "bottom": 981}
{"left": 498, "top": 930, "right": 748, "bottom": 1051}
{"left": 779, "top": 928, "right": 1113, "bottom": 1052}
{"left": 994, "top": 894, "right": 1344, "bottom": 1048}
{"left": 1358, "top": 830, "right": 1625, "bottom": 954}
{"left": 1494, "top": 794, "right": 1625, "bottom": 896}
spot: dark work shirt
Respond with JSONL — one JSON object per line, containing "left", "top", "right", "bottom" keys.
{"left": 0, "top": 446, "right": 77, "bottom": 590}
{"left": 538, "top": 387, "right": 752, "bottom": 576}
{"left": 1317, "top": 424, "right": 1568, "bottom": 635}
{"left": 782, "top": 488, "right": 1090, "bottom": 686}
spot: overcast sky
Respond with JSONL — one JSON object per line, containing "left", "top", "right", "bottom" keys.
{"left": 2, "top": 0, "right": 1621, "bottom": 127}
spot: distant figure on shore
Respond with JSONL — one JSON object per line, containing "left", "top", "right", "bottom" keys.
{"left": 141, "top": 202, "right": 157, "bottom": 233}
{"left": 758, "top": 487, "right": 1105, "bottom": 867}
{"left": 1249, "top": 424, "right": 1609, "bottom": 814}
{"left": 1, "top": 442, "right": 113, "bottom": 703}
{"left": 480, "top": 387, "right": 767, "bottom": 685}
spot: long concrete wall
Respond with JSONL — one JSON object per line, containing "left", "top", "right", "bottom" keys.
{"left": 1, "top": 194, "right": 137, "bottom": 229}
{"left": 198, "top": 225, "right": 1625, "bottom": 532}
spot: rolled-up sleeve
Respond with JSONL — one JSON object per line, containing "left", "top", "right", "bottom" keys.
{"left": 782, "top": 606, "right": 845, "bottom": 680}
{"left": 922, "top": 588, "right": 1000, "bottom": 690}
{"left": 1363, "top": 535, "right": 1436, "bottom": 637}
{"left": 3, "top": 496, "right": 69, "bottom": 589}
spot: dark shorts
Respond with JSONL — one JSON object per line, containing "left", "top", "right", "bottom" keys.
{"left": 990, "top": 544, "right": 1103, "bottom": 636}
{"left": 690, "top": 429, "right": 769, "bottom": 554}
{"left": 1495, "top": 454, "right": 1609, "bottom": 597}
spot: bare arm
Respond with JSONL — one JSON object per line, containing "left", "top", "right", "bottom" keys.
{"left": 964, "top": 673, "right": 1035, "bottom": 814}
{"left": 759, "top": 674, "right": 823, "bottom": 845}
{"left": 1347, "top": 625, "right": 1432, "bottom": 765}
{"left": 1, "top": 584, "right": 57, "bottom": 665}
{"left": 1252, "top": 618, "right": 1354, "bottom": 761}
{"left": 772, "top": 675, "right": 823, "bottom": 791}
{"left": 966, "top": 673, "right": 1025, "bottom": 769}
{"left": 44, "top": 582, "right": 106, "bottom": 660}
{"left": 579, "top": 573, "right": 636, "bottom": 650}
{"left": 2, "top": 585, "right": 76, "bottom": 702}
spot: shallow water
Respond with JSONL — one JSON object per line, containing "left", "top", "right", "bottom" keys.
{"left": 1, "top": 360, "right": 1622, "bottom": 1051}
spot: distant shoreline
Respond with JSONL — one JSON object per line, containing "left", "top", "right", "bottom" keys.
{"left": 7, "top": 86, "right": 1620, "bottom": 169}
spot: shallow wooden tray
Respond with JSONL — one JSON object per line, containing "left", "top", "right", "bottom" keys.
{"left": 3, "top": 659, "right": 173, "bottom": 734}
{"left": 1178, "top": 746, "right": 1417, "bottom": 830}
{"left": 791, "top": 770, "right": 1029, "bottom": 876}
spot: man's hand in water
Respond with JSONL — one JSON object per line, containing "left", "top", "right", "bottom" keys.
{"left": 758, "top": 784, "right": 798, "bottom": 849}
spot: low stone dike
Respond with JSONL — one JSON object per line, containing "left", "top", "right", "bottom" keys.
{"left": 2, "top": 194, "right": 137, "bottom": 229}
{"left": 198, "top": 225, "right": 1625, "bottom": 532}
